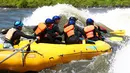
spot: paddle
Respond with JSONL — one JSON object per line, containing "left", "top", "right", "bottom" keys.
{"left": 109, "top": 30, "right": 125, "bottom": 36}
{"left": 80, "top": 37, "right": 95, "bottom": 44}
{"left": 96, "top": 23, "right": 125, "bottom": 42}
{"left": 0, "top": 39, "right": 36, "bottom": 64}
{"left": 107, "top": 36, "right": 123, "bottom": 42}
{"left": 100, "top": 31, "right": 124, "bottom": 42}
{"left": 96, "top": 23, "right": 126, "bottom": 36}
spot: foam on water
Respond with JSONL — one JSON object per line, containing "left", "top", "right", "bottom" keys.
{"left": 109, "top": 41, "right": 130, "bottom": 73}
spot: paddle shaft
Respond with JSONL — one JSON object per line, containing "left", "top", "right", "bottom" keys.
{"left": 0, "top": 50, "right": 19, "bottom": 64}
{"left": 0, "top": 39, "right": 36, "bottom": 64}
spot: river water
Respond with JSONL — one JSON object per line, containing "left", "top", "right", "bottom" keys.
{"left": 0, "top": 4, "right": 130, "bottom": 73}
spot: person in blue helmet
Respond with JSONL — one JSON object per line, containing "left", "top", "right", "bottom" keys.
{"left": 33, "top": 18, "right": 53, "bottom": 43}
{"left": 1, "top": 21, "right": 36, "bottom": 49}
{"left": 64, "top": 20, "right": 82, "bottom": 44}
{"left": 82, "top": 18, "right": 103, "bottom": 42}
{"left": 51, "top": 15, "right": 64, "bottom": 43}
{"left": 34, "top": 18, "right": 62, "bottom": 44}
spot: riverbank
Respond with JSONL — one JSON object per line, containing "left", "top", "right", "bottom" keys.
{"left": 0, "top": 0, "right": 130, "bottom": 8}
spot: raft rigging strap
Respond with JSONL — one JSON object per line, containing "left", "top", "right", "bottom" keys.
{"left": 0, "top": 39, "right": 37, "bottom": 64}
{"left": 21, "top": 50, "right": 43, "bottom": 66}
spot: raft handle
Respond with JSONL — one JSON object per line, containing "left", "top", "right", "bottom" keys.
{"left": 49, "top": 57, "right": 54, "bottom": 60}
{"left": 59, "top": 54, "right": 64, "bottom": 57}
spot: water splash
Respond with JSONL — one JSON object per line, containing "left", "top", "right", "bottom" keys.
{"left": 0, "top": 38, "right": 4, "bottom": 44}
{"left": 23, "top": 4, "right": 130, "bottom": 36}
{"left": 91, "top": 8, "right": 130, "bottom": 36}
{"left": 23, "top": 4, "right": 88, "bottom": 26}
{"left": 109, "top": 41, "right": 130, "bottom": 73}
{"left": 0, "top": 34, "right": 4, "bottom": 43}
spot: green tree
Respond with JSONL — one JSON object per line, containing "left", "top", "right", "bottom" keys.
{"left": 16, "top": 0, "right": 28, "bottom": 8}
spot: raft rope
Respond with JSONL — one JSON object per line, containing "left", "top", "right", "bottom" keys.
{"left": 21, "top": 50, "right": 44, "bottom": 66}
{"left": 0, "top": 39, "right": 37, "bottom": 64}
{"left": 21, "top": 50, "right": 44, "bottom": 57}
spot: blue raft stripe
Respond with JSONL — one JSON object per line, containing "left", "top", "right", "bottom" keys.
{"left": 86, "top": 46, "right": 97, "bottom": 50}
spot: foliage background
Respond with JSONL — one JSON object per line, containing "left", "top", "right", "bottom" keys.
{"left": 0, "top": 0, "right": 130, "bottom": 8}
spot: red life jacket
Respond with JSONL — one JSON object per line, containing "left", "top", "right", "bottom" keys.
{"left": 48, "top": 24, "right": 54, "bottom": 30}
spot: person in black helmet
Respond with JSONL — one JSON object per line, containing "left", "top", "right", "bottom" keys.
{"left": 64, "top": 20, "right": 82, "bottom": 44}
{"left": 69, "top": 16, "right": 78, "bottom": 22}
{"left": 1, "top": 21, "right": 36, "bottom": 49}
{"left": 64, "top": 16, "right": 83, "bottom": 44}
{"left": 51, "top": 15, "right": 64, "bottom": 43}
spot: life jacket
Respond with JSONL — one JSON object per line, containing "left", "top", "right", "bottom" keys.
{"left": 5, "top": 28, "right": 16, "bottom": 40}
{"left": 64, "top": 25, "right": 75, "bottom": 37}
{"left": 84, "top": 25, "right": 98, "bottom": 39}
{"left": 64, "top": 22, "right": 68, "bottom": 28}
{"left": 34, "top": 23, "right": 47, "bottom": 35}
{"left": 48, "top": 24, "right": 54, "bottom": 30}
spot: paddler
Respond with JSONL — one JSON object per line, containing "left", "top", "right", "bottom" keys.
{"left": 82, "top": 18, "right": 104, "bottom": 42}
{"left": 1, "top": 21, "right": 36, "bottom": 49}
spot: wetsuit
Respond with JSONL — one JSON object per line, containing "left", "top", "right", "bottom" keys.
{"left": 33, "top": 26, "right": 48, "bottom": 43}
{"left": 52, "top": 23, "right": 63, "bottom": 42}
{"left": 82, "top": 25, "right": 103, "bottom": 42}
{"left": 2, "top": 27, "right": 36, "bottom": 46}
{"left": 64, "top": 25, "right": 83, "bottom": 44}
{"left": 45, "top": 24, "right": 64, "bottom": 44}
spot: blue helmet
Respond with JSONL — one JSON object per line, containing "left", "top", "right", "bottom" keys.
{"left": 69, "top": 17, "right": 78, "bottom": 21}
{"left": 45, "top": 18, "right": 53, "bottom": 24}
{"left": 68, "top": 20, "right": 75, "bottom": 25}
{"left": 14, "top": 21, "right": 24, "bottom": 27}
{"left": 52, "top": 15, "right": 61, "bottom": 21}
{"left": 86, "top": 18, "right": 94, "bottom": 25}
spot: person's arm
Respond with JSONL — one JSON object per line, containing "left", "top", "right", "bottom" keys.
{"left": 0, "top": 29, "right": 9, "bottom": 34}
{"left": 17, "top": 30, "right": 36, "bottom": 39}
{"left": 75, "top": 25, "right": 84, "bottom": 37}
{"left": 98, "top": 26, "right": 107, "bottom": 33}
{"left": 94, "top": 27, "right": 104, "bottom": 40}
{"left": 54, "top": 25, "right": 63, "bottom": 35}
{"left": 45, "top": 28, "right": 57, "bottom": 37}
{"left": 95, "top": 27, "right": 102, "bottom": 36}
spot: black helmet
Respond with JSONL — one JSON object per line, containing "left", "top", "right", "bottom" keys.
{"left": 69, "top": 17, "right": 78, "bottom": 21}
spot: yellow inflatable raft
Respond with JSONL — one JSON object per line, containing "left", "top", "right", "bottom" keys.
{"left": 0, "top": 40, "right": 111, "bottom": 72}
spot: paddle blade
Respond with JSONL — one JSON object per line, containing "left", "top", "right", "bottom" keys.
{"left": 109, "top": 37, "right": 123, "bottom": 42}
{"left": 110, "top": 30, "right": 125, "bottom": 36}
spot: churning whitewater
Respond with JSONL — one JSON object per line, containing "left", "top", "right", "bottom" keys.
{"left": 109, "top": 41, "right": 130, "bottom": 73}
